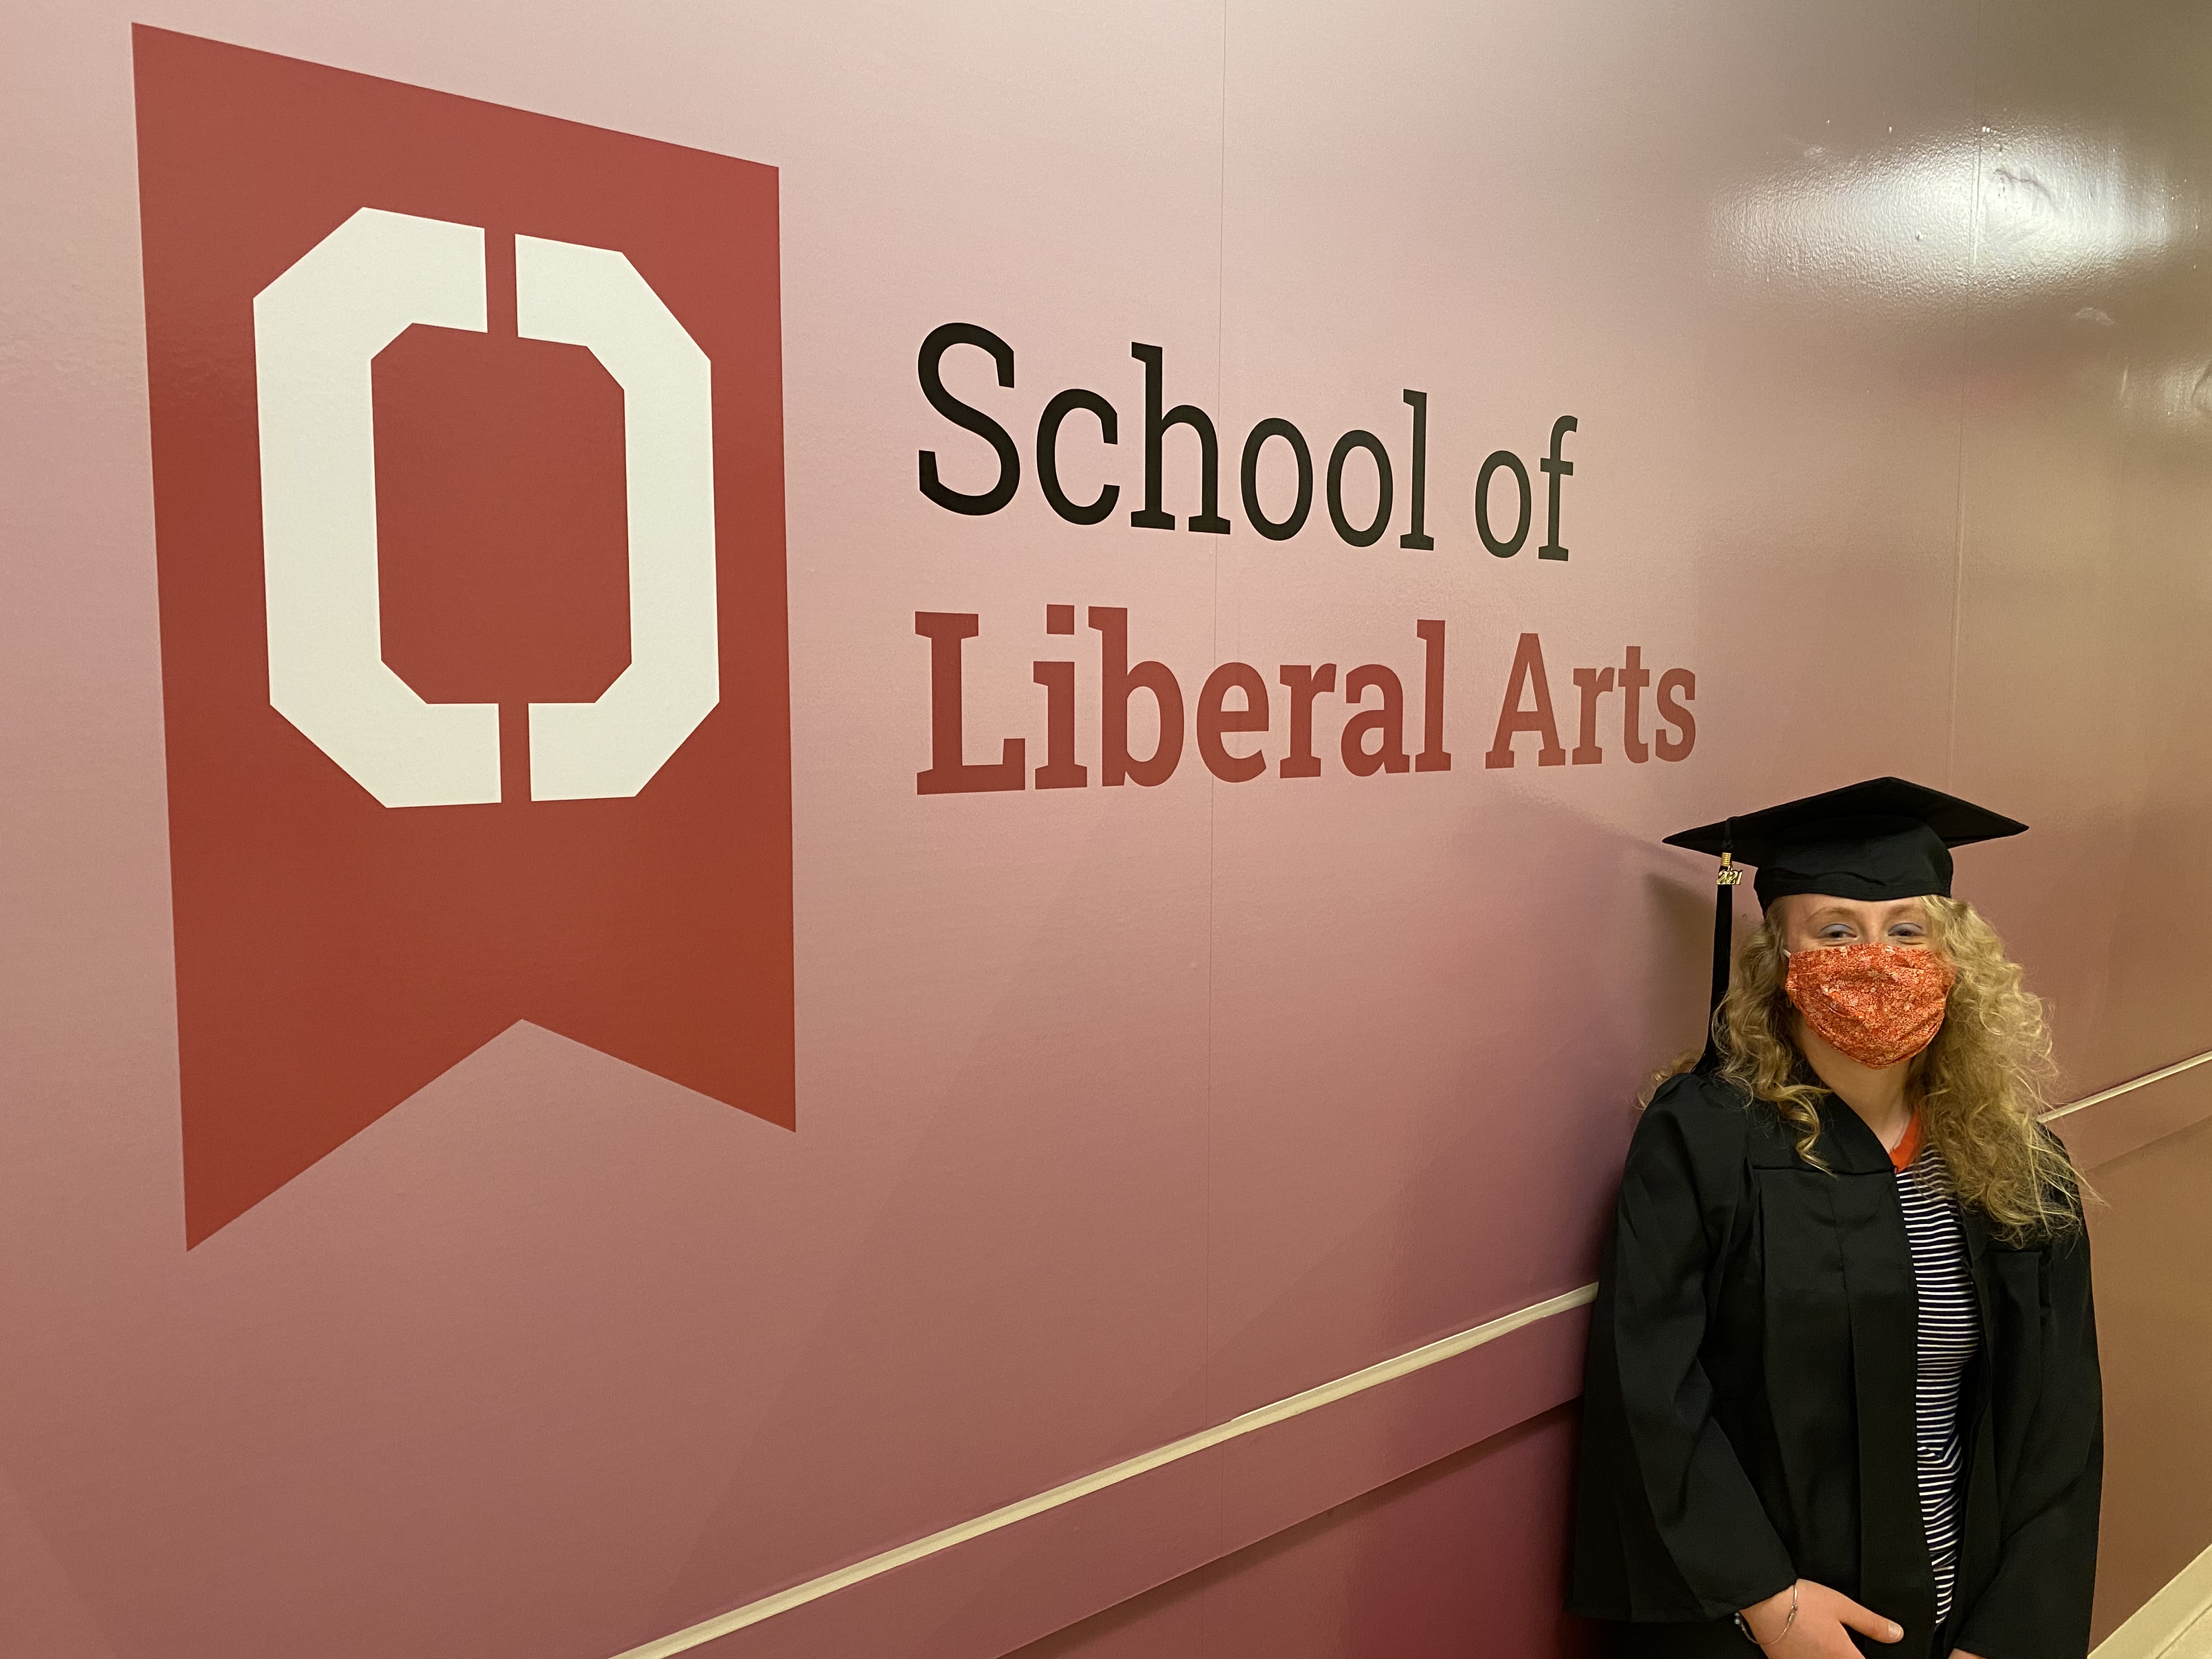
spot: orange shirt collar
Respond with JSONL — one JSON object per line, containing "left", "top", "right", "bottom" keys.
{"left": 1888, "top": 1109, "right": 1923, "bottom": 1172}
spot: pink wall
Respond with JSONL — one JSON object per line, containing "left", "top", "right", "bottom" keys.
{"left": 3, "top": 4, "right": 2210, "bottom": 1657}
{"left": 1007, "top": 1407, "right": 1600, "bottom": 1659}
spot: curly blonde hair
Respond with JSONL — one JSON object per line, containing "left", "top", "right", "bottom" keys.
{"left": 1655, "top": 896, "right": 2083, "bottom": 1241}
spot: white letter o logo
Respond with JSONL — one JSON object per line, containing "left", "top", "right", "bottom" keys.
{"left": 252, "top": 207, "right": 719, "bottom": 807}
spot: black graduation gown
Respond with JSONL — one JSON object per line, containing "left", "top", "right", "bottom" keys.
{"left": 1568, "top": 1070, "right": 2102, "bottom": 1659}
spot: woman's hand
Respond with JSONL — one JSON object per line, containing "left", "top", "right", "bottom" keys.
{"left": 1740, "top": 1579, "right": 1904, "bottom": 1653}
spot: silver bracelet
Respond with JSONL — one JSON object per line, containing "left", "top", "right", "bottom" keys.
{"left": 1734, "top": 1581, "right": 1798, "bottom": 1647}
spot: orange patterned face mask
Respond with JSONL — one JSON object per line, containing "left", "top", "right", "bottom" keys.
{"left": 1784, "top": 942, "right": 1956, "bottom": 1069}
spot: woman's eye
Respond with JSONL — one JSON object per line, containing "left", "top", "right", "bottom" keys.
{"left": 1818, "top": 927, "right": 1854, "bottom": 941}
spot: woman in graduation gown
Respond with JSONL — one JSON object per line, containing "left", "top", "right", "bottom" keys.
{"left": 1570, "top": 779, "right": 2100, "bottom": 1659}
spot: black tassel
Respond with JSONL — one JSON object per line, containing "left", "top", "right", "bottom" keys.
{"left": 1695, "top": 820, "right": 1740, "bottom": 1074}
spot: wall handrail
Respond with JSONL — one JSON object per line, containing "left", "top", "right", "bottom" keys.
{"left": 2042, "top": 1047, "right": 2212, "bottom": 1122}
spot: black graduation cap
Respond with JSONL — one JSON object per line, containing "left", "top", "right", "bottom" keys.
{"left": 1666, "top": 777, "right": 2027, "bottom": 1069}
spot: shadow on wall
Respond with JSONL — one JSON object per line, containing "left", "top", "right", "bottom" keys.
{"left": 1005, "top": 1403, "right": 1604, "bottom": 1659}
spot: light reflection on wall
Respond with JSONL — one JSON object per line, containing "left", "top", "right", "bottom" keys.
{"left": 1709, "top": 127, "right": 2191, "bottom": 314}
{"left": 1711, "top": 125, "right": 2212, "bottom": 443}
{"left": 2116, "top": 356, "right": 2212, "bottom": 437}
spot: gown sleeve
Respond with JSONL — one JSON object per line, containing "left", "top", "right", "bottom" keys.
{"left": 1949, "top": 1215, "right": 2103, "bottom": 1659}
{"left": 1570, "top": 1082, "right": 1798, "bottom": 1621}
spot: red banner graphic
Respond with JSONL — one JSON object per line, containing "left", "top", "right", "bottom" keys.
{"left": 134, "top": 27, "right": 793, "bottom": 1244}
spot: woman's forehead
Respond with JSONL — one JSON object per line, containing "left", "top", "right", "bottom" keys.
{"left": 1778, "top": 893, "right": 1931, "bottom": 922}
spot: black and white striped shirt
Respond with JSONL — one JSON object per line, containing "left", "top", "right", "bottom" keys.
{"left": 1896, "top": 1139, "right": 1979, "bottom": 1623}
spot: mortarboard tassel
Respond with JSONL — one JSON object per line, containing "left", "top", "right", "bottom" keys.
{"left": 1695, "top": 821, "right": 1741, "bottom": 1074}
